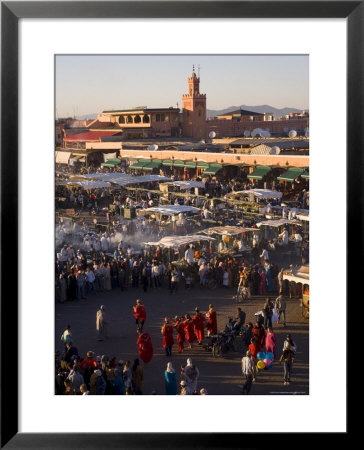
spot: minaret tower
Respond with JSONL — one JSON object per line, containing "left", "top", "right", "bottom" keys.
{"left": 182, "top": 65, "right": 206, "bottom": 140}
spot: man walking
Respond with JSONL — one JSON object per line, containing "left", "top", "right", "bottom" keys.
{"left": 241, "top": 350, "right": 254, "bottom": 394}
{"left": 96, "top": 305, "right": 108, "bottom": 341}
{"left": 279, "top": 343, "right": 295, "bottom": 385}
{"left": 133, "top": 299, "right": 146, "bottom": 333}
{"left": 275, "top": 294, "right": 286, "bottom": 326}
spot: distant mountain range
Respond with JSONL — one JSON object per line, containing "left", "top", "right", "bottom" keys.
{"left": 206, "top": 105, "right": 307, "bottom": 119}
{"left": 74, "top": 105, "right": 307, "bottom": 121}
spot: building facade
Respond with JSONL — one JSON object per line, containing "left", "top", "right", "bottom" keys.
{"left": 97, "top": 107, "right": 181, "bottom": 139}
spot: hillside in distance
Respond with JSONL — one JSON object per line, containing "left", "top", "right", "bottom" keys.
{"left": 74, "top": 105, "right": 307, "bottom": 121}
{"left": 207, "top": 105, "right": 307, "bottom": 119}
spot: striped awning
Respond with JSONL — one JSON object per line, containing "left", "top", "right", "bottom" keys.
{"left": 101, "top": 158, "right": 121, "bottom": 168}
{"left": 277, "top": 167, "right": 304, "bottom": 182}
{"left": 203, "top": 163, "right": 223, "bottom": 175}
{"left": 129, "top": 162, "right": 146, "bottom": 170}
{"left": 184, "top": 161, "right": 197, "bottom": 168}
{"left": 161, "top": 159, "right": 185, "bottom": 167}
{"left": 139, "top": 161, "right": 161, "bottom": 171}
{"left": 247, "top": 165, "right": 271, "bottom": 180}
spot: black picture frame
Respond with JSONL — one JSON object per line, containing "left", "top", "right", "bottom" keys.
{"left": 1, "top": 1, "right": 357, "bottom": 448}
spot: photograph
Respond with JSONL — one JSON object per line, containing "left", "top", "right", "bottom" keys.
{"left": 54, "top": 54, "right": 310, "bottom": 397}
{"left": 1, "top": 0, "right": 354, "bottom": 445}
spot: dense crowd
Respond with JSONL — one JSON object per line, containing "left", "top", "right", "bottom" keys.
{"left": 55, "top": 161, "right": 308, "bottom": 395}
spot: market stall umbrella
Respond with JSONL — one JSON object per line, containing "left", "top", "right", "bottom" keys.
{"left": 137, "top": 205, "right": 201, "bottom": 216}
{"left": 283, "top": 264, "right": 309, "bottom": 285}
{"left": 256, "top": 219, "right": 301, "bottom": 228}
{"left": 69, "top": 173, "right": 171, "bottom": 187}
{"left": 146, "top": 234, "right": 216, "bottom": 248}
{"left": 227, "top": 189, "right": 283, "bottom": 200}
{"left": 160, "top": 180, "right": 206, "bottom": 190}
{"left": 66, "top": 180, "right": 113, "bottom": 189}
{"left": 199, "top": 226, "right": 259, "bottom": 236}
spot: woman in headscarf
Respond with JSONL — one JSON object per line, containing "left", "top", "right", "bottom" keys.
{"left": 185, "top": 358, "right": 200, "bottom": 395}
{"left": 265, "top": 327, "right": 277, "bottom": 359}
{"left": 164, "top": 362, "right": 177, "bottom": 395}
{"left": 265, "top": 262, "right": 273, "bottom": 292}
{"left": 259, "top": 269, "right": 267, "bottom": 295}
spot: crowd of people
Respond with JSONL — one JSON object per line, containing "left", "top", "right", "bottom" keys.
{"left": 56, "top": 234, "right": 306, "bottom": 305}
{"left": 55, "top": 160, "right": 308, "bottom": 396}
{"left": 57, "top": 318, "right": 211, "bottom": 395}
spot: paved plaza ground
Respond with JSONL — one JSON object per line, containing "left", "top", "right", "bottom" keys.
{"left": 55, "top": 282, "right": 309, "bottom": 395}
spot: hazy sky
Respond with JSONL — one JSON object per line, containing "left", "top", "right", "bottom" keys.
{"left": 55, "top": 55, "right": 308, "bottom": 118}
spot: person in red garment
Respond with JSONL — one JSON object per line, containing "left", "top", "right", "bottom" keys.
{"left": 136, "top": 329, "right": 153, "bottom": 364}
{"left": 182, "top": 314, "right": 196, "bottom": 349}
{"left": 248, "top": 338, "right": 259, "bottom": 381}
{"left": 193, "top": 307, "right": 206, "bottom": 345}
{"left": 133, "top": 299, "right": 146, "bottom": 333}
{"left": 161, "top": 317, "right": 174, "bottom": 356}
{"left": 205, "top": 304, "right": 217, "bottom": 336}
{"left": 252, "top": 321, "right": 266, "bottom": 352}
{"left": 174, "top": 316, "right": 186, "bottom": 353}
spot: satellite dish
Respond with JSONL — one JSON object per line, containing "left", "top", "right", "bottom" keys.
{"left": 270, "top": 146, "right": 281, "bottom": 155}
{"left": 288, "top": 130, "right": 297, "bottom": 138}
{"left": 244, "top": 130, "right": 250, "bottom": 137}
{"left": 209, "top": 131, "right": 216, "bottom": 138}
{"left": 261, "top": 130, "right": 271, "bottom": 138}
{"left": 252, "top": 128, "right": 262, "bottom": 137}
{"left": 148, "top": 144, "right": 158, "bottom": 151}
{"left": 283, "top": 127, "right": 289, "bottom": 133}
{"left": 199, "top": 139, "right": 206, "bottom": 144}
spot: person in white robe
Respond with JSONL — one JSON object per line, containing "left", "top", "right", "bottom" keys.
{"left": 277, "top": 229, "right": 289, "bottom": 246}
{"left": 96, "top": 305, "right": 108, "bottom": 341}
{"left": 184, "top": 244, "right": 194, "bottom": 265}
{"left": 101, "top": 234, "right": 109, "bottom": 252}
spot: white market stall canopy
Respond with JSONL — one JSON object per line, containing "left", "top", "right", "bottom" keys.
{"left": 138, "top": 205, "right": 201, "bottom": 216}
{"left": 55, "top": 151, "right": 71, "bottom": 164}
{"left": 69, "top": 173, "right": 171, "bottom": 187}
{"left": 228, "top": 189, "right": 283, "bottom": 200}
{"left": 200, "top": 226, "right": 259, "bottom": 236}
{"left": 161, "top": 181, "right": 206, "bottom": 190}
{"left": 283, "top": 264, "right": 309, "bottom": 285}
{"left": 66, "top": 180, "right": 113, "bottom": 189}
{"left": 296, "top": 214, "right": 309, "bottom": 222}
{"left": 145, "top": 234, "right": 215, "bottom": 248}
{"left": 256, "top": 219, "right": 302, "bottom": 228}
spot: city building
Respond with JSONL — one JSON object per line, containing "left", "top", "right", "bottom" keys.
{"left": 97, "top": 107, "right": 181, "bottom": 139}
